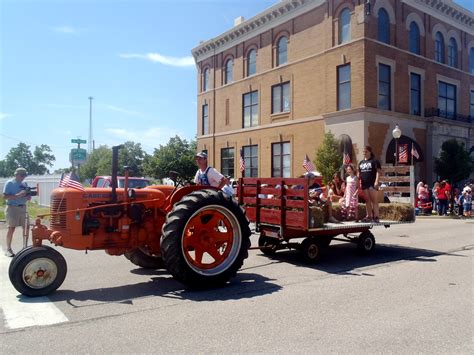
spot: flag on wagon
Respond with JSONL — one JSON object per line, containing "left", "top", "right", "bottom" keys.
{"left": 398, "top": 144, "right": 408, "bottom": 164}
{"left": 411, "top": 144, "right": 420, "bottom": 159}
{"left": 59, "top": 173, "right": 85, "bottom": 191}
{"left": 239, "top": 149, "right": 245, "bottom": 172}
{"left": 302, "top": 154, "right": 316, "bottom": 172}
{"left": 343, "top": 152, "right": 351, "bottom": 165}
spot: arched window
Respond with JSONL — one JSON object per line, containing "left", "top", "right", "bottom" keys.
{"left": 409, "top": 22, "right": 420, "bottom": 54}
{"left": 435, "top": 32, "right": 445, "bottom": 63}
{"left": 470, "top": 47, "right": 474, "bottom": 74}
{"left": 224, "top": 58, "right": 233, "bottom": 84}
{"left": 377, "top": 8, "right": 390, "bottom": 44}
{"left": 339, "top": 8, "right": 351, "bottom": 44}
{"left": 277, "top": 36, "right": 288, "bottom": 66}
{"left": 247, "top": 49, "right": 257, "bottom": 76}
{"left": 448, "top": 38, "right": 458, "bottom": 68}
{"left": 202, "top": 68, "right": 209, "bottom": 92}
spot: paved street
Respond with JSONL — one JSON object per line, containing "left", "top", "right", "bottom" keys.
{"left": 0, "top": 218, "right": 472, "bottom": 353}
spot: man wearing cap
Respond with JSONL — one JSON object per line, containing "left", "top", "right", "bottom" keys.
{"left": 194, "top": 151, "right": 228, "bottom": 189}
{"left": 3, "top": 167, "right": 30, "bottom": 257}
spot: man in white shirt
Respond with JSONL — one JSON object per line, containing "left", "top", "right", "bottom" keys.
{"left": 194, "top": 151, "right": 228, "bottom": 189}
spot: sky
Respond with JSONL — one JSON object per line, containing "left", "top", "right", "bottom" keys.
{"left": 1, "top": 0, "right": 473, "bottom": 172}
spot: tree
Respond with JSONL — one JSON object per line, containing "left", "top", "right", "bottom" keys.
{"left": 80, "top": 141, "right": 149, "bottom": 181}
{"left": 0, "top": 143, "right": 56, "bottom": 176}
{"left": 434, "top": 139, "right": 473, "bottom": 185}
{"left": 80, "top": 145, "right": 112, "bottom": 180}
{"left": 314, "top": 131, "right": 342, "bottom": 184}
{"left": 143, "top": 136, "right": 197, "bottom": 181}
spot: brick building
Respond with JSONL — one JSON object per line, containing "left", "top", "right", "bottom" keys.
{"left": 192, "top": 0, "right": 474, "bottom": 184}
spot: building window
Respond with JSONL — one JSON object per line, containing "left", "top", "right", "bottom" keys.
{"left": 221, "top": 147, "right": 235, "bottom": 178}
{"left": 409, "top": 22, "right": 420, "bottom": 54}
{"left": 339, "top": 8, "right": 351, "bottom": 44}
{"left": 243, "top": 90, "right": 258, "bottom": 128}
{"left": 438, "top": 81, "right": 456, "bottom": 119}
{"left": 247, "top": 49, "right": 257, "bottom": 76}
{"left": 337, "top": 64, "right": 351, "bottom": 110}
{"left": 202, "top": 68, "right": 209, "bottom": 92}
{"left": 272, "top": 142, "right": 291, "bottom": 178}
{"left": 202, "top": 104, "right": 209, "bottom": 135}
{"left": 470, "top": 48, "right": 474, "bottom": 74}
{"left": 224, "top": 58, "right": 233, "bottom": 84}
{"left": 410, "top": 73, "right": 421, "bottom": 116}
{"left": 277, "top": 36, "right": 288, "bottom": 66}
{"left": 377, "top": 8, "right": 390, "bottom": 44}
{"left": 435, "top": 32, "right": 445, "bottom": 63}
{"left": 448, "top": 38, "right": 458, "bottom": 68}
{"left": 470, "top": 90, "right": 474, "bottom": 119}
{"left": 242, "top": 145, "right": 258, "bottom": 177}
{"left": 272, "top": 82, "right": 290, "bottom": 114}
{"left": 378, "top": 63, "right": 391, "bottom": 110}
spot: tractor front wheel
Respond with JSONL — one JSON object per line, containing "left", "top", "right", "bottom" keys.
{"left": 124, "top": 248, "right": 165, "bottom": 269}
{"left": 9, "top": 246, "right": 67, "bottom": 297}
{"left": 161, "top": 189, "right": 251, "bottom": 288}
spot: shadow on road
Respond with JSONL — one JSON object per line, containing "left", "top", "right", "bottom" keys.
{"left": 47, "top": 272, "right": 281, "bottom": 306}
{"left": 258, "top": 242, "right": 464, "bottom": 275}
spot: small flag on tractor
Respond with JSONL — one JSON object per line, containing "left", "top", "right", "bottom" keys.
{"left": 302, "top": 154, "right": 316, "bottom": 172}
{"left": 59, "top": 173, "right": 85, "bottom": 191}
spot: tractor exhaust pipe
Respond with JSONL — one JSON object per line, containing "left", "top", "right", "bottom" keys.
{"left": 111, "top": 145, "right": 123, "bottom": 203}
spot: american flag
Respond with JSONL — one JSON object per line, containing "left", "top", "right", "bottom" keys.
{"left": 239, "top": 149, "right": 246, "bottom": 172}
{"left": 343, "top": 152, "right": 351, "bottom": 165}
{"left": 398, "top": 144, "right": 408, "bottom": 163}
{"left": 302, "top": 154, "right": 316, "bottom": 172}
{"left": 59, "top": 173, "right": 85, "bottom": 191}
{"left": 411, "top": 144, "right": 420, "bottom": 159}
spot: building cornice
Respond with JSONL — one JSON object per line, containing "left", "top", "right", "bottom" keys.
{"left": 192, "top": 0, "right": 474, "bottom": 65}
{"left": 192, "top": 0, "right": 326, "bottom": 64}
{"left": 402, "top": 0, "right": 474, "bottom": 35}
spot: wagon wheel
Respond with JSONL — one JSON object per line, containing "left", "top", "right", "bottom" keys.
{"left": 301, "top": 237, "right": 323, "bottom": 263}
{"left": 258, "top": 235, "right": 279, "bottom": 256}
{"left": 161, "top": 189, "right": 251, "bottom": 288}
{"left": 9, "top": 246, "right": 67, "bottom": 297}
{"left": 357, "top": 230, "right": 376, "bottom": 255}
{"left": 124, "top": 247, "right": 165, "bottom": 269}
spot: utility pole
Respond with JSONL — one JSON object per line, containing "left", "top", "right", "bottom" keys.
{"left": 88, "top": 96, "right": 94, "bottom": 154}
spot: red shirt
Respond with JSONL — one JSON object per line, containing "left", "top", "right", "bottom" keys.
{"left": 438, "top": 186, "right": 448, "bottom": 200}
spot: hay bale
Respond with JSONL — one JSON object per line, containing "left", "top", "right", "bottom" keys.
{"left": 310, "top": 202, "right": 414, "bottom": 226}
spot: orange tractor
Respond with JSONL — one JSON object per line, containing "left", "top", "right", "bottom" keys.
{"left": 8, "top": 145, "right": 251, "bottom": 297}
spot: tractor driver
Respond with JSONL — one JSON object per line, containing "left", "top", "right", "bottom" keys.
{"left": 194, "top": 151, "right": 228, "bottom": 189}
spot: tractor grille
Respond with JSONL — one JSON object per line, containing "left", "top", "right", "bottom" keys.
{"left": 51, "top": 197, "right": 67, "bottom": 229}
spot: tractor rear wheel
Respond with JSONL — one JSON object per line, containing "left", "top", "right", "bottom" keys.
{"left": 161, "top": 189, "right": 251, "bottom": 288}
{"left": 9, "top": 246, "right": 67, "bottom": 297}
{"left": 124, "top": 248, "right": 165, "bottom": 269}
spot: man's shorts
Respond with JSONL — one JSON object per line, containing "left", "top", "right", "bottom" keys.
{"left": 5, "top": 205, "right": 26, "bottom": 228}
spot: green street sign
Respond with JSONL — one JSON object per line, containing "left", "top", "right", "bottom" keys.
{"left": 71, "top": 139, "right": 87, "bottom": 144}
{"left": 70, "top": 148, "right": 87, "bottom": 163}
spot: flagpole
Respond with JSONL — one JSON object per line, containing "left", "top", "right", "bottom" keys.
{"left": 411, "top": 142, "right": 413, "bottom": 166}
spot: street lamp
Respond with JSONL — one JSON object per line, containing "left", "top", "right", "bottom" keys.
{"left": 392, "top": 124, "right": 402, "bottom": 166}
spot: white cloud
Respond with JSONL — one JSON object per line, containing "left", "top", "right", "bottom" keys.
{"left": 53, "top": 26, "right": 79, "bottom": 35}
{"left": 119, "top": 53, "right": 195, "bottom": 67}
{"left": 105, "top": 126, "right": 186, "bottom": 151}
{"left": 0, "top": 112, "right": 12, "bottom": 120}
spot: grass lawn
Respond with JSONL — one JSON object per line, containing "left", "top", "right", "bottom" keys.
{"left": 0, "top": 197, "right": 50, "bottom": 221}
